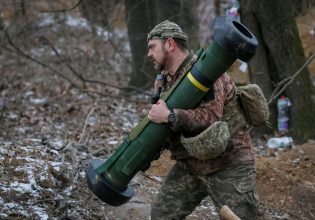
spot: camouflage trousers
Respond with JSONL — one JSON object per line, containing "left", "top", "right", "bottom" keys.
{"left": 150, "top": 162, "right": 259, "bottom": 220}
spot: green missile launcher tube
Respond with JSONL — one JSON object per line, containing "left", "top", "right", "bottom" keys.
{"left": 85, "top": 16, "right": 258, "bottom": 206}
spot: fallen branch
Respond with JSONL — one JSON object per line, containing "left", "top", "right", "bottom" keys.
{"left": 78, "top": 106, "right": 101, "bottom": 144}
{"left": 91, "top": 146, "right": 111, "bottom": 156}
{"left": 139, "top": 171, "right": 163, "bottom": 183}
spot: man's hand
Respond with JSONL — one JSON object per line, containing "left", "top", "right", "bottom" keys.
{"left": 148, "top": 99, "right": 170, "bottom": 123}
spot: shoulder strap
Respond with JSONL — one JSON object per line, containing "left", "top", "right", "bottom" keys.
{"left": 129, "top": 52, "right": 198, "bottom": 141}
{"left": 223, "top": 91, "right": 248, "bottom": 136}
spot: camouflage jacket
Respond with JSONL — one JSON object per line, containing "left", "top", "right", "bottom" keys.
{"left": 161, "top": 51, "right": 255, "bottom": 175}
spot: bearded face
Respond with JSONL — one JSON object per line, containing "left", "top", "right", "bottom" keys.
{"left": 148, "top": 39, "right": 169, "bottom": 71}
{"left": 154, "top": 44, "right": 168, "bottom": 71}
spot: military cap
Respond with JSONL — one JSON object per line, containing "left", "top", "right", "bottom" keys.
{"left": 180, "top": 121, "right": 230, "bottom": 160}
{"left": 147, "top": 20, "right": 188, "bottom": 41}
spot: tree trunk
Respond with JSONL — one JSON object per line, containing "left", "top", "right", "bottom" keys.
{"left": 124, "top": 0, "right": 156, "bottom": 89}
{"left": 21, "top": 0, "right": 26, "bottom": 16}
{"left": 292, "top": 0, "right": 315, "bottom": 15}
{"left": 239, "top": 0, "right": 315, "bottom": 142}
{"left": 80, "top": 0, "right": 124, "bottom": 28}
{"left": 239, "top": 1, "right": 276, "bottom": 135}
{"left": 154, "top": 0, "right": 199, "bottom": 51}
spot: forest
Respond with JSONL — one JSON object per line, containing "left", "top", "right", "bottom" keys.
{"left": 1, "top": 0, "right": 315, "bottom": 219}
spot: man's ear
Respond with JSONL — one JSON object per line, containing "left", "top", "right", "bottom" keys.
{"left": 166, "top": 38, "right": 176, "bottom": 52}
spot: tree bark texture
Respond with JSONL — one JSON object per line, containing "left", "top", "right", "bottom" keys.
{"left": 239, "top": 0, "right": 315, "bottom": 142}
{"left": 154, "top": 0, "right": 200, "bottom": 50}
{"left": 124, "top": 0, "right": 156, "bottom": 89}
{"left": 80, "top": 0, "right": 118, "bottom": 27}
{"left": 292, "top": 0, "right": 315, "bottom": 15}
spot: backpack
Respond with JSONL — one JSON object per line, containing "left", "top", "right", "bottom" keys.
{"left": 236, "top": 84, "right": 269, "bottom": 127}
{"left": 175, "top": 84, "right": 269, "bottom": 161}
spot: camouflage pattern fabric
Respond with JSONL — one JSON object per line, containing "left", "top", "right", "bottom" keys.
{"left": 150, "top": 39, "right": 258, "bottom": 219}
{"left": 147, "top": 20, "right": 188, "bottom": 41}
{"left": 151, "top": 162, "right": 259, "bottom": 220}
{"left": 223, "top": 92, "right": 248, "bottom": 136}
{"left": 237, "top": 84, "right": 270, "bottom": 127}
{"left": 180, "top": 121, "right": 230, "bottom": 160}
{"left": 164, "top": 62, "right": 255, "bottom": 175}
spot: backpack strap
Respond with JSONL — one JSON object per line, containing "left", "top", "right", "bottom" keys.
{"left": 223, "top": 90, "right": 248, "bottom": 136}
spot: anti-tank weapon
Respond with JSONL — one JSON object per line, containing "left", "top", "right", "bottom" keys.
{"left": 85, "top": 16, "right": 258, "bottom": 206}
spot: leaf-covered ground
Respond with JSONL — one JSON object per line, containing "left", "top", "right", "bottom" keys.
{"left": 1, "top": 77, "right": 315, "bottom": 220}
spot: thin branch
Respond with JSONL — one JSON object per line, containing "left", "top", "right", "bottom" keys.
{"left": 91, "top": 146, "right": 111, "bottom": 156}
{"left": 107, "top": 36, "right": 132, "bottom": 64}
{"left": 0, "top": 30, "right": 78, "bottom": 86}
{"left": 268, "top": 53, "right": 315, "bottom": 104}
{"left": 78, "top": 106, "right": 101, "bottom": 144}
{"left": 38, "top": 35, "right": 152, "bottom": 94}
{"left": 107, "top": 35, "right": 155, "bottom": 81}
{"left": 81, "top": 89, "right": 150, "bottom": 103}
{"left": 139, "top": 171, "right": 163, "bottom": 183}
{"left": 1, "top": 29, "right": 152, "bottom": 96}
{"left": 38, "top": 0, "right": 83, "bottom": 13}
{"left": 84, "top": 78, "right": 152, "bottom": 94}
{"left": 249, "top": 54, "right": 315, "bottom": 133}
{"left": 37, "top": 36, "right": 85, "bottom": 81}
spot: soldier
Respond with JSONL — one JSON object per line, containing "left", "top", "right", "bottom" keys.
{"left": 147, "top": 20, "right": 259, "bottom": 219}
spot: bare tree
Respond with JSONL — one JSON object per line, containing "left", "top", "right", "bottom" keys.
{"left": 239, "top": 0, "right": 315, "bottom": 142}
{"left": 124, "top": 0, "right": 156, "bottom": 90}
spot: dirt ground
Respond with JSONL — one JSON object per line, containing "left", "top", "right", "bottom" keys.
{"left": 148, "top": 142, "right": 315, "bottom": 219}
{"left": 1, "top": 3, "right": 315, "bottom": 220}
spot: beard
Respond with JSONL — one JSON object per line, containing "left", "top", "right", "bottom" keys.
{"left": 152, "top": 45, "right": 168, "bottom": 71}
{"left": 153, "top": 63, "right": 164, "bottom": 71}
